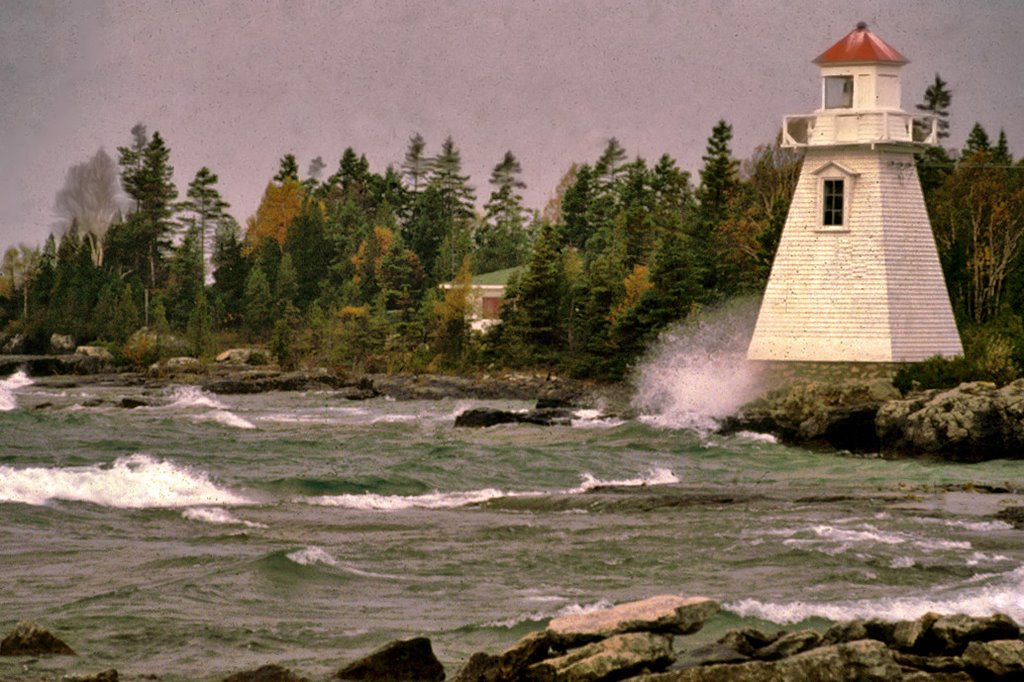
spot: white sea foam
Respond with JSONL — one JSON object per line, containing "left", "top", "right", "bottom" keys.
{"left": 204, "top": 410, "right": 257, "bottom": 430}
{"left": 571, "top": 409, "right": 626, "bottom": 429}
{"left": 287, "top": 545, "right": 339, "bottom": 567}
{"left": 0, "top": 370, "right": 33, "bottom": 411}
{"left": 890, "top": 556, "right": 916, "bottom": 569}
{"left": 182, "top": 507, "right": 267, "bottom": 528}
{"left": 568, "top": 467, "right": 679, "bottom": 493}
{"left": 308, "top": 488, "right": 509, "bottom": 510}
{"left": 632, "top": 299, "right": 764, "bottom": 433}
{"left": 0, "top": 453, "right": 252, "bottom": 508}
{"left": 726, "top": 566, "right": 1024, "bottom": 624}
{"left": 167, "top": 385, "right": 226, "bottom": 410}
{"left": 284, "top": 546, "right": 401, "bottom": 579}
{"left": 484, "top": 598, "right": 615, "bottom": 629}
{"left": 734, "top": 431, "right": 779, "bottom": 444}
{"left": 305, "top": 467, "right": 678, "bottom": 511}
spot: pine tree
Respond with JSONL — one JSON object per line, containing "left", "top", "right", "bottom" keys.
{"left": 965, "top": 123, "right": 991, "bottom": 155}
{"left": 402, "top": 133, "right": 433, "bottom": 193}
{"left": 110, "top": 285, "right": 140, "bottom": 345}
{"left": 560, "top": 164, "right": 594, "bottom": 250}
{"left": 993, "top": 129, "right": 1012, "bottom": 164}
{"left": 211, "top": 218, "right": 248, "bottom": 325}
{"left": 696, "top": 120, "right": 739, "bottom": 291}
{"left": 594, "top": 138, "right": 628, "bottom": 187}
{"left": 478, "top": 150, "right": 529, "bottom": 272}
{"left": 431, "top": 136, "right": 476, "bottom": 219}
{"left": 284, "top": 200, "right": 330, "bottom": 309}
{"left": 117, "top": 123, "right": 149, "bottom": 210}
{"left": 186, "top": 290, "right": 213, "bottom": 357}
{"left": 242, "top": 265, "right": 273, "bottom": 339}
{"left": 274, "top": 154, "right": 299, "bottom": 183}
{"left": 274, "top": 252, "right": 298, "bottom": 315}
{"left": 916, "top": 74, "right": 952, "bottom": 140}
{"left": 179, "top": 167, "right": 231, "bottom": 286}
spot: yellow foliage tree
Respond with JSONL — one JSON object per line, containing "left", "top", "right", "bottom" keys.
{"left": 609, "top": 264, "right": 652, "bottom": 323}
{"left": 244, "top": 178, "right": 304, "bottom": 249}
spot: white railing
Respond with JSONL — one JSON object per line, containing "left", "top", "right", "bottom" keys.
{"left": 782, "top": 112, "right": 938, "bottom": 148}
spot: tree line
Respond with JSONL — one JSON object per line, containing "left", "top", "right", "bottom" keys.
{"left": 1, "top": 75, "right": 1023, "bottom": 383}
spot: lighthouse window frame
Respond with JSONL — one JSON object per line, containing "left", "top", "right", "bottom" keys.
{"left": 823, "top": 179, "right": 845, "bottom": 226}
{"left": 823, "top": 76, "right": 854, "bottom": 109}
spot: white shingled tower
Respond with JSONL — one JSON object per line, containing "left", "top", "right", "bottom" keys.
{"left": 747, "top": 23, "right": 962, "bottom": 362}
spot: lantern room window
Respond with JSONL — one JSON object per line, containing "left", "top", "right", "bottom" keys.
{"left": 823, "top": 179, "right": 845, "bottom": 226}
{"left": 824, "top": 76, "right": 853, "bottom": 108}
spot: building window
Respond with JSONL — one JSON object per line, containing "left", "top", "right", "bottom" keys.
{"left": 824, "top": 76, "right": 853, "bottom": 108}
{"left": 823, "top": 179, "right": 844, "bottom": 226}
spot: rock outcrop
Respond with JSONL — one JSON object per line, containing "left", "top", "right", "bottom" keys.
{"left": 336, "top": 636, "right": 445, "bottom": 681}
{"left": 547, "top": 595, "right": 719, "bottom": 647}
{"left": 454, "top": 407, "right": 576, "bottom": 428}
{"left": 877, "top": 380, "right": 1024, "bottom": 461}
{"left": 223, "top": 664, "right": 309, "bottom": 682}
{"left": 722, "top": 379, "right": 899, "bottom": 452}
{"left": 0, "top": 620, "right": 76, "bottom": 656}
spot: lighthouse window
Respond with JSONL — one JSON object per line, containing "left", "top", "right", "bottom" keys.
{"left": 824, "top": 76, "right": 854, "bottom": 108}
{"left": 823, "top": 179, "right": 845, "bottom": 226}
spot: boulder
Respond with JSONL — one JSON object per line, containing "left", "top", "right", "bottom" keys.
{"left": 66, "top": 671, "right": 119, "bottom": 682}
{"left": 454, "top": 408, "right": 521, "bottom": 428}
{"left": 0, "top": 620, "right": 76, "bottom": 656}
{"left": 923, "top": 614, "right": 1020, "bottom": 655}
{"left": 119, "top": 397, "right": 149, "bottom": 409}
{"left": 217, "top": 348, "right": 256, "bottom": 364}
{"left": 962, "top": 639, "right": 1024, "bottom": 680}
{"left": 50, "top": 333, "right": 76, "bottom": 354}
{"left": 525, "top": 632, "right": 674, "bottom": 682}
{"left": 223, "top": 664, "right": 309, "bottom": 682}
{"left": 453, "top": 631, "right": 553, "bottom": 682}
{"left": 76, "top": 345, "right": 114, "bottom": 362}
{"left": 994, "top": 506, "right": 1024, "bottom": 529}
{"left": 890, "top": 613, "right": 939, "bottom": 652}
{"left": 751, "top": 630, "right": 820, "bottom": 660}
{"left": 634, "top": 639, "right": 901, "bottom": 682}
{"left": 336, "top": 637, "right": 445, "bottom": 681}
{"left": 153, "top": 356, "right": 203, "bottom": 374}
{"left": 1, "top": 333, "right": 25, "bottom": 354}
{"left": 716, "top": 628, "right": 780, "bottom": 657}
{"left": 547, "top": 595, "right": 719, "bottom": 647}
{"left": 876, "top": 381, "right": 1024, "bottom": 461}
{"left": 724, "top": 379, "right": 898, "bottom": 452}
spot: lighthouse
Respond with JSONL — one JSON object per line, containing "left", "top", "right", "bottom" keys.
{"left": 747, "top": 23, "right": 962, "bottom": 363}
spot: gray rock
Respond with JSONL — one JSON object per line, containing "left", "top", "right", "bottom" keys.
{"left": 0, "top": 620, "right": 76, "bottom": 656}
{"left": 891, "top": 613, "right": 939, "bottom": 651}
{"left": 892, "top": 650, "right": 965, "bottom": 673}
{"left": 50, "top": 333, "right": 76, "bottom": 354}
{"left": 634, "top": 639, "right": 902, "bottom": 682}
{"left": 751, "top": 630, "right": 820, "bottom": 660}
{"left": 525, "top": 632, "right": 674, "bottom": 682}
{"left": 75, "top": 345, "right": 114, "bottom": 362}
{"left": 223, "top": 664, "right": 309, "bottom": 682}
{"left": 547, "top": 595, "right": 719, "bottom": 647}
{"left": 680, "top": 642, "right": 750, "bottom": 666}
{"left": 877, "top": 381, "right": 1024, "bottom": 461}
{"left": 153, "top": 356, "right": 203, "bottom": 374}
{"left": 716, "top": 628, "right": 780, "bottom": 657}
{"left": 821, "top": 620, "right": 868, "bottom": 646}
{"left": 453, "top": 631, "right": 553, "bottom": 682}
{"left": 994, "top": 506, "right": 1024, "bottom": 529}
{"left": 925, "top": 614, "right": 1020, "bottom": 655}
{"left": 336, "top": 637, "right": 445, "bottom": 681}
{"left": 65, "top": 671, "right": 119, "bottom": 682}
{"left": 962, "top": 639, "right": 1024, "bottom": 680}
{"left": 2, "top": 333, "right": 25, "bottom": 354}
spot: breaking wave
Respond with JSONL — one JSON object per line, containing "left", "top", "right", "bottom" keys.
{"left": 304, "top": 467, "right": 679, "bottom": 511}
{"left": 0, "top": 370, "right": 33, "bottom": 411}
{"left": 726, "top": 566, "right": 1024, "bottom": 624}
{"left": 0, "top": 453, "right": 252, "bottom": 508}
{"left": 182, "top": 507, "right": 266, "bottom": 528}
{"left": 632, "top": 299, "right": 764, "bottom": 432}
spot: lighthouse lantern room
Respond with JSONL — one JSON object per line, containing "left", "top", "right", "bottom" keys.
{"left": 747, "top": 23, "right": 962, "bottom": 363}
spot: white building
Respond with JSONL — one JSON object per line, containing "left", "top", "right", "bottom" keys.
{"left": 747, "top": 23, "right": 962, "bottom": 363}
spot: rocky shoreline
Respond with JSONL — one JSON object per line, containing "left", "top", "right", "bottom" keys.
{"left": 7, "top": 352, "right": 1024, "bottom": 461}
{"left": 4, "top": 596, "right": 1023, "bottom": 681}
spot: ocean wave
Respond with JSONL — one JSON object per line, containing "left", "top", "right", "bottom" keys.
{"left": 198, "top": 410, "right": 257, "bottom": 430}
{"left": 571, "top": 409, "right": 626, "bottom": 429}
{"left": 307, "top": 488, "right": 509, "bottom": 511}
{"left": 726, "top": 566, "right": 1024, "bottom": 624}
{"left": 167, "top": 385, "right": 226, "bottom": 410}
{"left": 771, "top": 523, "right": 973, "bottom": 557}
{"left": 734, "top": 431, "right": 779, "bottom": 444}
{"left": 0, "top": 453, "right": 252, "bottom": 508}
{"left": 0, "top": 370, "right": 33, "bottom": 411}
{"left": 484, "top": 599, "right": 615, "bottom": 629}
{"left": 182, "top": 507, "right": 267, "bottom": 528}
{"left": 304, "top": 467, "right": 679, "bottom": 511}
{"left": 284, "top": 546, "right": 401, "bottom": 579}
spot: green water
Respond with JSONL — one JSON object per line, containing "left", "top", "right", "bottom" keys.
{"left": 1, "top": 376, "right": 1022, "bottom": 680}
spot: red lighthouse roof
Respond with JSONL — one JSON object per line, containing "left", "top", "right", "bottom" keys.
{"left": 814, "top": 22, "right": 908, "bottom": 65}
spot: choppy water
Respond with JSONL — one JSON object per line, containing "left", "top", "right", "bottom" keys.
{"left": 1, "top": 370, "right": 1023, "bottom": 681}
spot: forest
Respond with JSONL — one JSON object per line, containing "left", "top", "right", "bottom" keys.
{"left": 1, "top": 75, "right": 1023, "bottom": 385}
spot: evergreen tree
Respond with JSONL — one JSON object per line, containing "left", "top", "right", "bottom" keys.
{"left": 510, "top": 221, "right": 565, "bottom": 350}
{"left": 994, "top": 129, "right": 1012, "bottom": 164}
{"left": 274, "top": 252, "right": 298, "bottom": 315}
{"left": 117, "top": 123, "right": 149, "bottom": 211}
{"left": 274, "top": 154, "right": 299, "bottom": 182}
{"left": 560, "top": 164, "right": 595, "bottom": 250}
{"left": 186, "top": 290, "right": 213, "bottom": 357}
{"left": 916, "top": 74, "right": 952, "bottom": 140}
{"left": 179, "top": 166, "right": 231, "bottom": 285}
{"left": 211, "top": 218, "right": 248, "bottom": 326}
{"left": 284, "top": 200, "right": 330, "bottom": 309}
{"left": 242, "top": 265, "right": 273, "bottom": 339}
{"left": 165, "top": 226, "right": 203, "bottom": 327}
{"left": 594, "top": 138, "right": 628, "bottom": 187}
{"left": 965, "top": 123, "right": 991, "bottom": 155}
{"left": 696, "top": 119, "right": 740, "bottom": 291}
{"left": 402, "top": 132, "right": 433, "bottom": 193}
{"left": 477, "top": 150, "right": 529, "bottom": 272}
{"left": 431, "top": 136, "right": 476, "bottom": 219}
{"left": 110, "top": 285, "right": 140, "bottom": 345}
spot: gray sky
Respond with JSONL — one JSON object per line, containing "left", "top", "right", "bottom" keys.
{"left": 1, "top": 0, "right": 1022, "bottom": 253}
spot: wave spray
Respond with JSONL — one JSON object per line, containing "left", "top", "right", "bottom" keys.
{"left": 632, "top": 298, "right": 764, "bottom": 432}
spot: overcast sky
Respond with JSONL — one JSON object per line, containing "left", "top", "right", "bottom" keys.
{"left": 1, "top": 0, "right": 1022, "bottom": 253}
